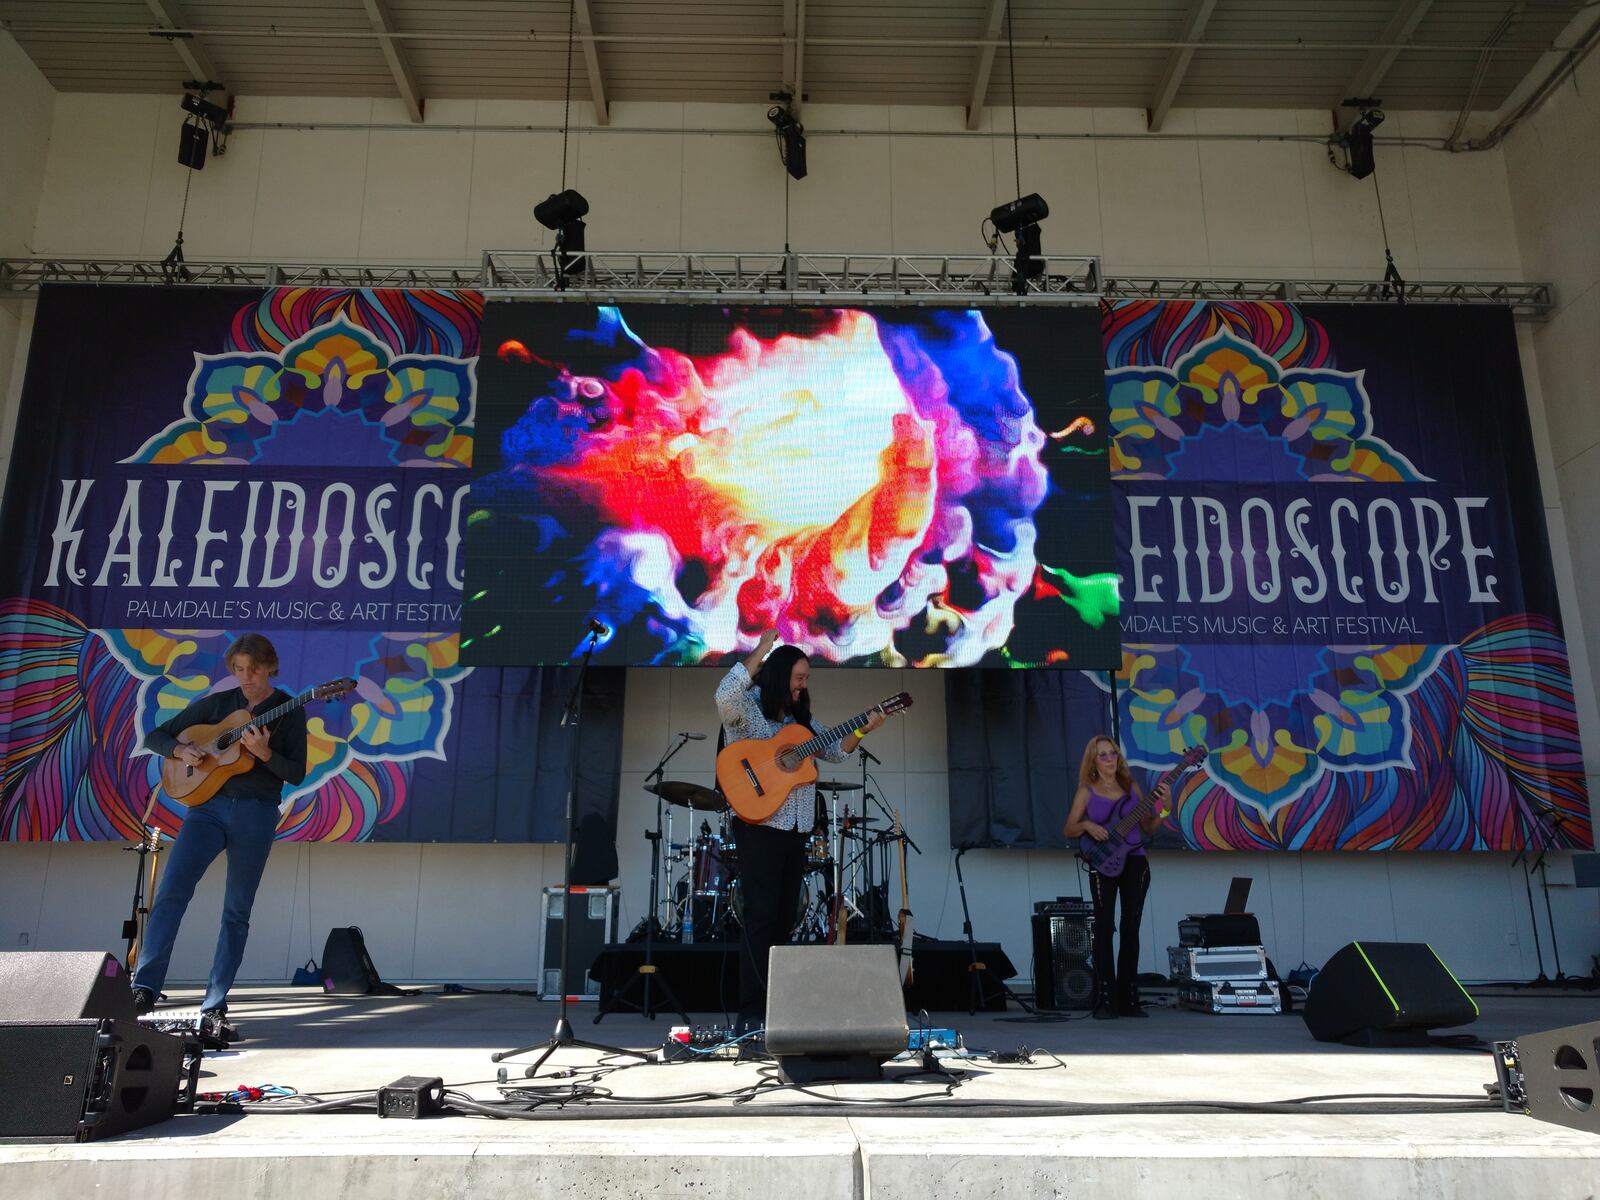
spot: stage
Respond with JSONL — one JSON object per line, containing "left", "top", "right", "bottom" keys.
{"left": 1, "top": 986, "right": 1596, "bottom": 1199}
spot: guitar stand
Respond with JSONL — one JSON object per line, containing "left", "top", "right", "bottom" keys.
{"left": 491, "top": 627, "right": 652, "bottom": 1078}
{"left": 595, "top": 736, "right": 692, "bottom": 1025}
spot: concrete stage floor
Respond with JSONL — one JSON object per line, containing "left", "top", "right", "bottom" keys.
{"left": 1, "top": 985, "right": 1597, "bottom": 1199}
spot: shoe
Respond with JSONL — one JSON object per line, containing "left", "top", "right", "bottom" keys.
{"left": 131, "top": 987, "right": 156, "bottom": 1016}
{"left": 1118, "top": 1002, "right": 1148, "bottom": 1018}
{"left": 1091, "top": 1001, "right": 1118, "bottom": 1020}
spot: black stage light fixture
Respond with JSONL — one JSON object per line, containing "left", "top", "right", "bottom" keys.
{"left": 989, "top": 194, "right": 1050, "bottom": 294}
{"left": 989, "top": 192, "right": 1049, "bottom": 235}
{"left": 1334, "top": 98, "right": 1385, "bottom": 180}
{"left": 767, "top": 104, "right": 807, "bottom": 181}
{"left": 535, "top": 189, "right": 590, "bottom": 285}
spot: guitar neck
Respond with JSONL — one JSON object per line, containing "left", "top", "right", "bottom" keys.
{"left": 1108, "top": 764, "right": 1181, "bottom": 839}
{"left": 216, "top": 689, "right": 312, "bottom": 749}
{"left": 790, "top": 708, "right": 877, "bottom": 760}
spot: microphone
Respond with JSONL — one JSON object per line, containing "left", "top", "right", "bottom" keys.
{"left": 856, "top": 742, "right": 882, "bottom": 766}
{"left": 587, "top": 618, "right": 610, "bottom": 637}
{"left": 680, "top": 731, "right": 707, "bottom": 741}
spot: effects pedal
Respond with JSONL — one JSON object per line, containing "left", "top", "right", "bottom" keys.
{"left": 663, "top": 1025, "right": 746, "bottom": 1060}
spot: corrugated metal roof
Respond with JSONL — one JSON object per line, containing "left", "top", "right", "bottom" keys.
{"left": 0, "top": 0, "right": 1590, "bottom": 116}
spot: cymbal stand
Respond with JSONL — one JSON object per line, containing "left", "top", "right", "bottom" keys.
{"left": 492, "top": 627, "right": 650, "bottom": 1076}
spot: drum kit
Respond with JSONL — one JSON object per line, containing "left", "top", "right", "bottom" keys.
{"left": 643, "top": 776, "right": 906, "bottom": 945}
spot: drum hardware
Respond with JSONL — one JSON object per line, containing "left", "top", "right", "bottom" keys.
{"left": 645, "top": 780, "right": 726, "bottom": 811}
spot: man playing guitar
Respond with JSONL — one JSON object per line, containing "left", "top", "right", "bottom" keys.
{"left": 714, "top": 629, "right": 885, "bottom": 1038}
{"left": 131, "top": 634, "right": 307, "bottom": 1024}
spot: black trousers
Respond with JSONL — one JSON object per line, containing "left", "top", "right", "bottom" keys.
{"left": 1087, "top": 855, "right": 1151, "bottom": 1004}
{"left": 733, "top": 817, "right": 808, "bottom": 1023}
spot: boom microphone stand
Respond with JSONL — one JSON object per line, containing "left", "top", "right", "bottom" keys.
{"left": 492, "top": 621, "right": 650, "bottom": 1076}
{"left": 120, "top": 786, "right": 167, "bottom": 974}
{"left": 953, "top": 847, "right": 1034, "bottom": 1017}
{"left": 594, "top": 734, "right": 692, "bottom": 1024}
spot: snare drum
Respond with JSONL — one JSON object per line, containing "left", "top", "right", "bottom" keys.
{"left": 692, "top": 834, "right": 734, "bottom": 894}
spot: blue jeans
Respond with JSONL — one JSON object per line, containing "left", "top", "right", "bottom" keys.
{"left": 132, "top": 795, "right": 281, "bottom": 1011}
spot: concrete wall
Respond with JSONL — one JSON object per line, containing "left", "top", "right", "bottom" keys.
{"left": 0, "top": 75, "right": 1594, "bottom": 988}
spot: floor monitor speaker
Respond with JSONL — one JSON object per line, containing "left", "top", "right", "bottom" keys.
{"left": 1302, "top": 941, "right": 1478, "bottom": 1046}
{"left": 764, "top": 944, "right": 908, "bottom": 1083}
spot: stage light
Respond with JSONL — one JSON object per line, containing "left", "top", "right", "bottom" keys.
{"left": 989, "top": 193, "right": 1049, "bottom": 235}
{"left": 1332, "top": 99, "right": 1385, "bottom": 181}
{"left": 534, "top": 189, "right": 590, "bottom": 286}
{"left": 534, "top": 189, "right": 589, "bottom": 230}
{"left": 767, "top": 105, "right": 807, "bottom": 181}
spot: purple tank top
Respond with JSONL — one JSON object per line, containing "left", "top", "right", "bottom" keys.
{"left": 1085, "top": 787, "right": 1145, "bottom": 856}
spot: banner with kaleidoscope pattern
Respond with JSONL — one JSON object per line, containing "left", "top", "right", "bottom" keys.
{"left": 0, "top": 285, "right": 621, "bottom": 845}
{"left": 1101, "top": 301, "right": 1590, "bottom": 851}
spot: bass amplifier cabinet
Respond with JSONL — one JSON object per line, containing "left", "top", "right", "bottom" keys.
{"left": 0, "top": 1019, "right": 199, "bottom": 1142}
{"left": 1031, "top": 910, "right": 1096, "bottom": 1011}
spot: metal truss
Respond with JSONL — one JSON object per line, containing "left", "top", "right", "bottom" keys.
{"left": 0, "top": 253, "right": 1555, "bottom": 318}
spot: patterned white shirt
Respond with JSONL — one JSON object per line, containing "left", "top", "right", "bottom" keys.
{"left": 715, "top": 662, "right": 851, "bottom": 832}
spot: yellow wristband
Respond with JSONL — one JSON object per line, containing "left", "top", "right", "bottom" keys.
{"left": 855, "top": 730, "right": 867, "bottom": 740}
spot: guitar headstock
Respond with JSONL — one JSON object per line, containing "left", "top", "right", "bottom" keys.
{"left": 315, "top": 677, "right": 358, "bottom": 701}
{"left": 877, "top": 693, "right": 914, "bottom": 716}
{"left": 1178, "top": 743, "right": 1208, "bottom": 770}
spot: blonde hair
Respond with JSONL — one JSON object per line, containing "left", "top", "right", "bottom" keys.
{"left": 1079, "top": 734, "right": 1133, "bottom": 793}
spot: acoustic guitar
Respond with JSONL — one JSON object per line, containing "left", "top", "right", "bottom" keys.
{"left": 1077, "top": 744, "right": 1207, "bottom": 878}
{"left": 716, "top": 693, "right": 913, "bottom": 823}
{"left": 159, "top": 678, "right": 356, "bottom": 807}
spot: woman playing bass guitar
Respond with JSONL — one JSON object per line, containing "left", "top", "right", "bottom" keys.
{"left": 1063, "top": 734, "right": 1170, "bottom": 1020}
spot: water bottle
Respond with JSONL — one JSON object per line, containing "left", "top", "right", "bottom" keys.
{"left": 682, "top": 908, "right": 694, "bottom": 944}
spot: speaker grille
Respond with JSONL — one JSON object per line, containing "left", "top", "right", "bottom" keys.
{"left": 1032, "top": 912, "right": 1095, "bottom": 1010}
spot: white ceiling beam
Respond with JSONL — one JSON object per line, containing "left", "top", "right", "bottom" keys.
{"left": 782, "top": 0, "right": 806, "bottom": 119}
{"left": 144, "top": 0, "right": 222, "bottom": 90}
{"left": 1147, "top": 0, "right": 1215, "bottom": 133}
{"left": 1334, "top": 0, "right": 1434, "bottom": 132}
{"left": 361, "top": 0, "right": 424, "bottom": 123}
{"left": 574, "top": 0, "right": 609, "bottom": 126}
{"left": 965, "top": 0, "right": 1007, "bottom": 131}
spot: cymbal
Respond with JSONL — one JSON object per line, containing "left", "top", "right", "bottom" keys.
{"left": 645, "top": 780, "right": 726, "bottom": 811}
{"left": 814, "top": 780, "right": 863, "bottom": 792}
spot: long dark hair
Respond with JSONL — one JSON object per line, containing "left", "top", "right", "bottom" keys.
{"left": 755, "top": 644, "right": 814, "bottom": 730}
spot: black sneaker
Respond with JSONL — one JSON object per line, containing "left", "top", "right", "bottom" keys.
{"left": 1091, "top": 1001, "right": 1118, "bottom": 1020}
{"left": 131, "top": 987, "right": 156, "bottom": 1016}
{"left": 1118, "top": 1002, "right": 1149, "bottom": 1018}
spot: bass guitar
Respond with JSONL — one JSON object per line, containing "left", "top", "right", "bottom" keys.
{"left": 1077, "top": 744, "right": 1207, "bottom": 878}
{"left": 159, "top": 678, "right": 356, "bottom": 807}
{"left": 717, "top": 693, "right": 913, "bottom": 823}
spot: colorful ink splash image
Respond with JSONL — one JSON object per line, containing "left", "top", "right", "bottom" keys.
{"left": 466, "top": 306, "right": 1118, "bottom": 667}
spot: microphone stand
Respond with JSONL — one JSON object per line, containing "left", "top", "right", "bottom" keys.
{"left": 492, "top": 626, "right": 650, "bottom": 1076}
{"left": 1522, "top": 800, "right": 1587, "bottom": 988}
{"left": 121, "top": 786, "right": 167, "bottom": 974}
{"left": 595, "top": 735, "right": 692, "bottom": 1024}
{"left": 953, "top": 847, "right": 1033, "bottom": 1017}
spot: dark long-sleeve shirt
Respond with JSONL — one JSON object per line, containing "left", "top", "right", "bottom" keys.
{"left": 143, "top": 686, "right": 309, "bottom": 803}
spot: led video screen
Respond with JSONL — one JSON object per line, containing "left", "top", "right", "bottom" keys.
{"left": 462, "top": 304, "right": 1116, "bottom": 668}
